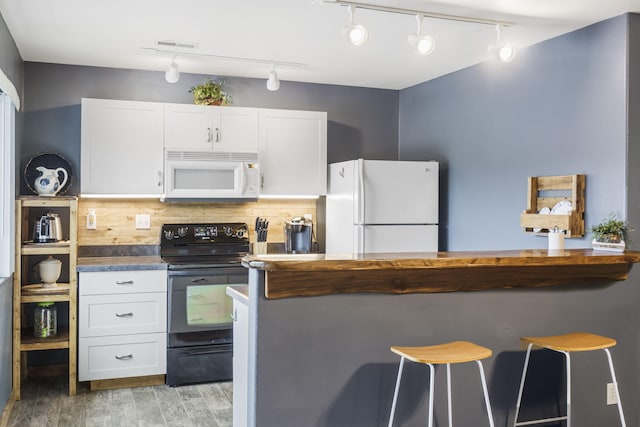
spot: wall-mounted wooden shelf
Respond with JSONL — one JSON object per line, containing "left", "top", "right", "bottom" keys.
{"left": 520, "top": 174, "right": 585, "bottom": 237}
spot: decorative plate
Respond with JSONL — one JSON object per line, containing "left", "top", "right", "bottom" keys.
{"left": 551, "top": 200, "right": 572, "bottom": 215}
{"left": 24, "top": 153, "right": 73, "bottom": 196}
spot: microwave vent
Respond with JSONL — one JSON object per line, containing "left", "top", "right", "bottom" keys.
{"left": 166, "top": 151, "right": 258, "bottom": 162}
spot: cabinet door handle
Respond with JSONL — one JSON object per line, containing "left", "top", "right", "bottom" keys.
{"left": 115, "top": 280, "right": 134, "bottom": 285}
{"left": 191, "top": 277, "right": 206, "bottom": 283}
{"left": 157, "top": 170, "right": 162, "bottom": 186}
{"left": 207, "top": 127, "right": 213, "bottom": 143}
{"left": 115, "top": 354, "right": 133, "bottom": 360}
{"left": 215, "top": 127, "right": 220, "bottom": 142}
{"left": 115, "top": 312, "right": 134, "bottom": 318}
{"left": 260, "top": 173, "right": 264, "bottom": 189}
{"left": 231, "top": 308, "right": 237, "bottom": 322}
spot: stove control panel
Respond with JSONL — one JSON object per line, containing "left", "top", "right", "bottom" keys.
{"left": 162, "top": 223, "right": 249, "bottom": 242}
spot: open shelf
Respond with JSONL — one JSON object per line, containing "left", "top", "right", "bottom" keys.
{"left": 13, "top": 196, "right": 77, "bottom": 399}
{"left": 22, "top": 283, "right": 71, "bottom": 303}
{"left": 20, "top": 327, "right": 70, "bottom": 351}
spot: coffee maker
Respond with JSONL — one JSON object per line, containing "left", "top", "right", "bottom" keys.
{"left": 284, "top": 216, "right": 313, "bottom": 254}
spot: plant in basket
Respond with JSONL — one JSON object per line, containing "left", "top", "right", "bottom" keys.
{"left": 589, "top": 213, "right": 632, "bottom": 252}
{"left": 189, "top": 79, "right": 232, "bottom": 106}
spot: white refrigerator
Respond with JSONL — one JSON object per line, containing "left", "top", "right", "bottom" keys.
{"left": 326, "top": 159, "right": 439, "bottom": 254}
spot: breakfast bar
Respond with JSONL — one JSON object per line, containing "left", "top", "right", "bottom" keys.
{"left": 233, "top": 249, "right": 640, "bottom": 426}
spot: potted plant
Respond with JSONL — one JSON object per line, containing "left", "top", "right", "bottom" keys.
{"left": 589, "top": 213, "right": 631, "bottom": 252}
{"left": 189, "top": 79, "right": 232, "bottom": 106}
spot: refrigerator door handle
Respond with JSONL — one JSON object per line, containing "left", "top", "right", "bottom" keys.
{"left": 357, "top": 159, "right": 365, "bottom": 224}
{"left": 355, "top": 225, "right": 365, "bottom": 253}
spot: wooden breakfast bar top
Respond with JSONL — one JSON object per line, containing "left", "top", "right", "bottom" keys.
{"left": 241, "top": 249, "right": 640, "bottom": 299}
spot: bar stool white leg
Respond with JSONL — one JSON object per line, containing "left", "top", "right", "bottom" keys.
{"left": 513, "top": 343, "right": 534, "bottom": 426}
{"left": 561, "top": 351, "right": 571, "bottom": 427}
{"left": 446, "top": 363, "right": 452, "bottom": 427}
{"left": 427, "top": 363, "right": 435, "bottom": 427}
{"left": 604, "top": 348, "right": 626, "bottom": 427}
{"left": 388, "top": 357, "right": 405, "bottom": 427}
{"left": 476, "top": 360, "right": 495, "bottom": 427}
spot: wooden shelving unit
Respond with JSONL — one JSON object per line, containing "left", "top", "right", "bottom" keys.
{"left": 12, "top": 196, "right": 77, "bottom": 399}
{"left": 520, "top": 174, "right": 585, "bottom": 237}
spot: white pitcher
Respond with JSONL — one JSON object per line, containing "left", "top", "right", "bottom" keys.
{"left": 34, "top": 166, "right": 68, "bottom": 196}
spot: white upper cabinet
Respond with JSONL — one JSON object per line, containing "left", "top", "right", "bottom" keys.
{"left": 164, "top": 104, "right": 259, "bottom": 152}
{"left": 259, "top": 109, "right": 327, "bottom": 196}
{"left": 81, "top": 98, "right": 164, "bottom": 195}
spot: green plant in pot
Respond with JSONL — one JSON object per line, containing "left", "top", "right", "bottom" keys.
{"left": 589, "top": 213, "right": 631, "bottom": 252}
{"left": 189, "top": 79, "right": 232, "bottom": 106}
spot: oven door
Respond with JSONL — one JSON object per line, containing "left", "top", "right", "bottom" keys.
{"left": 168, "top": 266, "right": 248, "bottom": 347}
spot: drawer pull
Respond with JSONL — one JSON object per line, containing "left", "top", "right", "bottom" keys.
{"left": 115, "top": 280, "right": 134, "bottom": 285}
{"left": 191, "top": 277, "right": 206, "bottom": 283}
{"left": 115, "top": 312, "right": 134, "bottom": 318}
{"left": 115, "top": 354, "right": 133, "bottom": 360}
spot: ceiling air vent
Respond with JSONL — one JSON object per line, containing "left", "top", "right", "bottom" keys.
{"left": 157, "top": 40, "right": 199, "bottom": 49}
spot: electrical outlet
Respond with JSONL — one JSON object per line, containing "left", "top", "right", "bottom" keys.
{"left": 607, "top": 382, "right": 618, "bottom": 405}
{"left": 135, "top": 214, "right": 151, "bottom": 230}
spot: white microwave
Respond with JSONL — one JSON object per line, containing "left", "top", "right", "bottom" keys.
{"left": 162, "top": 150, "right": 260, "bottom": 201}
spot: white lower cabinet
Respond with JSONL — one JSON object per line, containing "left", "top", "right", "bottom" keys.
{"left": 79, "top": 333, "right": 166, "bottom": 381}
{"left": 78, "top": 269, "right": 167, "bottom": 382}
{"left": 232, "top": 297, "right": 249, "bottom": 427}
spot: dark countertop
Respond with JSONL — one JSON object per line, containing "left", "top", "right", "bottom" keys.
{"left": 77, "top": 256, "right": 166, "bottom": 272}
{"left": 241, "top": 249, "right": 640, "bottom": 298}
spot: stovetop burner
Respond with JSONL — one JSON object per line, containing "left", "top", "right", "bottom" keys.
{"left": 160, "top": 222, "right": 250, "bottom": 266}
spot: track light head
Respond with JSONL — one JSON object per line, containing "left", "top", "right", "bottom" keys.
{"left": 416, "top": 35, "right": 435, "bottom": 56}
{"left": 490, "top": 25, "right": 516, "bottom": 62}
{"left": 408, "top": 15, "right": 435, "bottom": 56}
{"left": 344, "top": 5, "right": 368, "bottom": 47}
{"left": 498, "top": 43, "right": 516, "bottom": 62}
{"left": 165, "top": 58, "right": 180, "bottom": 83}
{"left": 267, "top": 66, "right": 280, "bottom": 91}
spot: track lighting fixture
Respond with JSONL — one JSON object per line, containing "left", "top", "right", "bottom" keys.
{"left": 489, "top": 24, "right": 516, "bottom": 62}
{"left": 343, "top": 5, "right": 368, "bottom": 47}
{"left": 408, "top": 14, "right": 435, "bottom": 56}
{"left": 165, "top": 56, "right": 180, "bottom": 83}
{"left": 329, "top": 1, "right": 514, "bottom": 62}
{"left": 266, "top": 64, "right": 280, "bottom": 91}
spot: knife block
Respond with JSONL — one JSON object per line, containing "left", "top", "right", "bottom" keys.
{"left": 253, "top": 232, "right": 268, "bottom": 255}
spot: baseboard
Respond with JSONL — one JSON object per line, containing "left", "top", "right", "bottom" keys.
{"left": 89, "top": 375, "right": 165, "bottom": 391}
{"left": 0, "top": 389, "right": 16, "bottom": 427}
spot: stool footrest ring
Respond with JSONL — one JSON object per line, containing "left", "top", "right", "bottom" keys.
{"left": 515, "top": 415, "right": 568, "bottom": 426}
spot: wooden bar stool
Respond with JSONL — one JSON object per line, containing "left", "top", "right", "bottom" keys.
{"left": 513, "top": 332, "right": 626, "bottom": 427}
{"left": 388, "top": 341, "right": 495, "bottom": 427}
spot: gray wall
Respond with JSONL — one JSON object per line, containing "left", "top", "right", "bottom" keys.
{"left": 21, "top": 63, "right": 399, "bottom": 195}
{"left": 400, "top": 17, "right": 627, "bottom": 252}
{"left": 0, "top": 277, "right": 11, "bottom": 414}
{"left": 0, "top": 12, "right": 22, "bottom": 97}
{"left": 392, "top": 13, "right": 638, "bottom": 426}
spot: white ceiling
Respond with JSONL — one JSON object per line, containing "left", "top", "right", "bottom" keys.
{"left": 1, "top": 0, "right": 639, "bottom": 90}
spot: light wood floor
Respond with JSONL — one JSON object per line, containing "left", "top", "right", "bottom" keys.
{"left": 7, "top": 377, "right": 233, "bottom": 427}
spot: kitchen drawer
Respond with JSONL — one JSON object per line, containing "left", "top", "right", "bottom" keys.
{"left": 78, "top": 333, "right": 166, "bottom": 381}
{"left": 79, "top": 292, "right": 166, "bottom": 338}
{"left": 79, "top": 270, "right": 167, "bottom": 295}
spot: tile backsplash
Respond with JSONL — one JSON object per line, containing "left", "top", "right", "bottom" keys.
{"left": 77, "top": 199, "right": 317, "bottom": 246}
